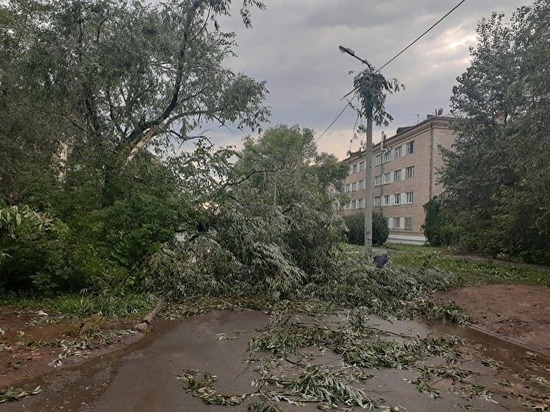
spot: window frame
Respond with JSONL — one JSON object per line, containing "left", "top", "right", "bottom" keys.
{"left": 393, "top": 217, "right": 401, "bottom": 229}
{"left": 393, "top": 193, "right": 402, "bottom": 206}
{"left": 394, "top": 146, "right": 402, "bottom": 158}
{"left": 394, "top": 169, "right": 402, "bottom": 182}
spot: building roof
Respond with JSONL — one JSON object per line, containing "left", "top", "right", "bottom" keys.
{"left": 342, "top": 115, "right": 454, "bottom": 162}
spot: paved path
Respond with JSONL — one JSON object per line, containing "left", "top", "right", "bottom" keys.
{"left": 3, "top": 310, "right": 549, "bottom": 411}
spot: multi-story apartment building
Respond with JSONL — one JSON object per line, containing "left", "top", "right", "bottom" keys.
{"left": 339, "top": 115, "right": 456, "bottom": 244}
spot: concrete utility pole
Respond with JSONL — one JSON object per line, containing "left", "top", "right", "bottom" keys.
{"left": 339, "top": 45, "right": 374, "bottom": 256}
{"left": 364, "top": 106, "right": 373, "bottom": 256}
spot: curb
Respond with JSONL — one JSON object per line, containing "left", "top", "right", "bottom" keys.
{"left": 468, "top": 324, "right": 550, "bottom": 360}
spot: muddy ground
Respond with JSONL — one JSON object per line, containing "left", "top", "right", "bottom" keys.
{"left": 0, "top": 310, "right": 143, "bottom": 389}
{"left": 433, "top": 284, "right": 550, "bottom": 356}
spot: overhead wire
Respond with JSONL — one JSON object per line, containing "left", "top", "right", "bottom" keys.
{"left": 315, "top": 99, "right": 354, "bottom": 142}
{"left": 316, "top": 0, "right": 467, "bottom": 142}
{"left": 378, "top": 0, "right": 467, "bottom": 73}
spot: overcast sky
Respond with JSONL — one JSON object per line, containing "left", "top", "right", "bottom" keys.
{"left": 208, "top": 0, "right": 527, "bottom": 159}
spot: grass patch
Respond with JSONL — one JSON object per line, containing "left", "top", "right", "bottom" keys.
{"left": 0, "top": 293, "right": 154, "bottom": 318}
{"left": 382, "top": 244, "right": 550, "bottom": 287}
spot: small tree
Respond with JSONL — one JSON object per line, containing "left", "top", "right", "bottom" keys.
{"left": 422, "top": 198, "right": 460, "bottom": 247}
{"left": 344, "top": 212, "right": 389, "bottom": 246}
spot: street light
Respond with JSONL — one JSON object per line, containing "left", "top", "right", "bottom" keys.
{"left": 339, "top": 45, "right": 374, "bottom": 256}
{"left": 339, "top": 45, "right": 371, "bottom": 67}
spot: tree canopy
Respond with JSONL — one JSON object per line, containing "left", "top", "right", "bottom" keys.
{"left": 1, "top": 0, "right": 268, "bottom": 205}
{"left": 438, "top": 0, "right": 550, "bottom": 263}
{"left": 0, "top": 0, "right": 270, "bottom": 292}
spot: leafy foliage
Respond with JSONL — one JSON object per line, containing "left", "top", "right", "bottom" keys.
{"left": 440, "top": 1, "right": 550, "bottom": 264}
{"left": 353, "top": 65, "right": 404, "bottom": 128}
{"left": 344, "top": 212, "right": 389, "bottom": 246}
{"left": 0, "top": 386, "right": 42, "bottom": 403}
{"left": 0, "top": 205, "right": 68, "bottom": 290}
{"left": 422, "top": 197, "right": 461, "bottom": 246}
{"left": 0, "top": 0, "right": 269, "bottom": 294}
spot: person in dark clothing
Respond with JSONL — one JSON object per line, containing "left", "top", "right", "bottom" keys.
{"left": 373, "top": 250, "right": 389, "bottom": 268}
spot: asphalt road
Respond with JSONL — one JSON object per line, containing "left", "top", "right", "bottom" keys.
{"left": 3, "top": 309, "right": 549, "bottom": 411}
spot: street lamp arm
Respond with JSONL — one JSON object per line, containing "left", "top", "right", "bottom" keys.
{"left": 338, "top": 45, "right": 372, "bottom": 68}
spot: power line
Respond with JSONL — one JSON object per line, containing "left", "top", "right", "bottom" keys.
{"left": 317, "top": 0, "right": 467, "bottom": 142}
{"left": 378, "top": 0, "right": 467, "bottom": 72}
{"left": 342, "top": 0, "right": 466, "bottom": 100}
{"left": 315, "top": 100, "right": 354, "bottom": 142}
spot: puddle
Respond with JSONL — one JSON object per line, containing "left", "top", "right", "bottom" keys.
{"left": 3, "top": 311, "right": 549, "bottom": 411}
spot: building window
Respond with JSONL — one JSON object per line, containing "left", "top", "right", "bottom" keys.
{"left": 358, "top": 198, "right": 365, "bottom": 209}
{"left": 394, "top": 193, "right": 401, "bottom": 205}
{"left": 394, "top": 146, "right": 402, "bottom": 158}
{"left": 404, "top": 216, "right": 412, "bottom": 230}
{"left": 406, "top": 192, "right": 414, "bottom": 204}
{"left": 405, "top": 166, "right": 415, "bottom": 179}
{"left": 352, "top": 182, "right": 357, "bottom": 192}
{"left": 383, "top": 151, "right": 391, "bottom": 163}
{"left": 345, "top": 184, "right": 351, "bottom": 193}
{"left": 352, "top": 200, "right": 356, "bottom": 209}
{"left": 383, "top": 172, "right": 392, "bottom": 185}
{"left": 393, "top": 217, "right": 401, "bottom": 229}
{"left": 352, "top": 164, "right": 358, "bottom": 174}
{"left": 374, "top": 175, "right": 382, "bottom": 187}
{"left": 359, "top": 180, "right": 365, "bottom": 190}
{"left": 359, "top": 161, "right": 365, "bottom": 172}
{"left": 406, "top": 141, "right": 415, "bottom": 155}
{"left": 374, "top": 196, "right": 381, "bottom": 207}
{"left": 375, "top": 154, "right": 382, "bottom": 166}
{"left": 394, "top": 169, "right": 402, "bottom": 182}
{"left": 383, "top": 195, "right": 390, "bottom": 206}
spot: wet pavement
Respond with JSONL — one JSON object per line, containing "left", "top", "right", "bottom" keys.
{"left": 2, "top": 309, "right": 549, "bottom": 411}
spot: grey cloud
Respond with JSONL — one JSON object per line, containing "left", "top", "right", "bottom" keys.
{"left": 209, "top": 0, "right": 528, "bottom": 158}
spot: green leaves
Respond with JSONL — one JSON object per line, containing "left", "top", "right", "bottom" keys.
{"left": 0, "top": 386, "right": 42, "bottom": 403}
{"left": 440, "top": 0, "right": 550, "bottom": 264}
{"left": 353, "top": 67, "right": 404, "bottom": 127}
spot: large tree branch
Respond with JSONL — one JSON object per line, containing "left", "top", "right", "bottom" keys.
{"left": 124, "top": 7, "right": 200, "bottom": 150}
{"left": 221, "top": 168, "right": 278, "bottom": 189}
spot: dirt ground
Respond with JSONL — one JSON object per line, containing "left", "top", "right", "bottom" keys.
{"left": 1, "top": 284, "right": 549, "bottom": 394}
{"left": 433, "top": 284, "right": 550, "bottom": 356}
{"left": 0, "top": 308, "right": 143, "bottom": 390}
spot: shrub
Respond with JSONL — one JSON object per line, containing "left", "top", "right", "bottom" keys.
{"left": 344, "top": 212, "right": 389, "bottom": 246}
{"left": 0, "top": 205, "right": 67, "bottom": 291}
{"left": 423, "top": 198, "right": 461, "bottom": 246}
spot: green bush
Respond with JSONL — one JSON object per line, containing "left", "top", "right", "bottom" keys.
{"left": 344, "top": 212, "right": 389, "bottom": 246}
{"left": 0, "top": 205, "right": 129, "bottom": 294}
{"left": 0, "top": 205, "right": 66, "bottom": 290}
{"left": 422, "top": 198, "right": 461, "bottom": 247}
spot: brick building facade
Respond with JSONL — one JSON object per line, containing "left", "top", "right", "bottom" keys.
{"left": 339, "top": 115, "right": 456, "bottom": 244}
